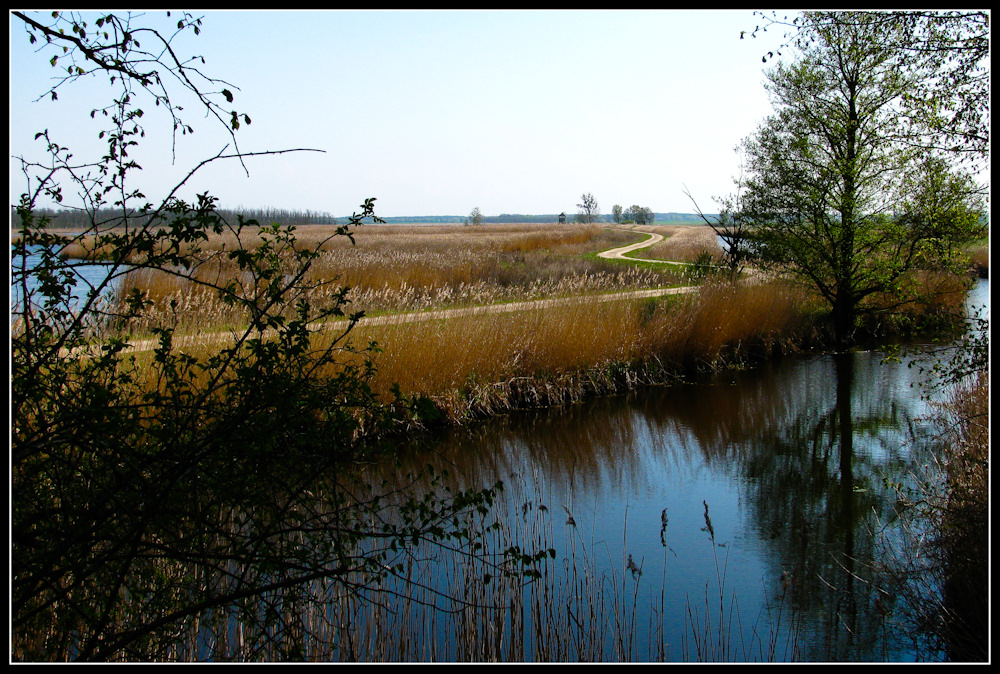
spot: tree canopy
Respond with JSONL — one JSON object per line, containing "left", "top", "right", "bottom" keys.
{"left": 733, "top": 11, "right": 986, "bottom": 345}
{"left": 746, "top": 10, "right": 989, "bottom": 172}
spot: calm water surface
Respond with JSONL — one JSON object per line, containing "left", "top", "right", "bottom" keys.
{"left": 397, "top": 279, "right": 988, "bottom": 662}
{"left": 11, "top": 245, "right": 121, "bottom": 310}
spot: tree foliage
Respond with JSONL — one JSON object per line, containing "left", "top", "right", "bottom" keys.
{"left": 576, "top": 192, "right": 600, "bottom": 224}
{"left": 11, "top": 11, "right": 530, "bottom": 661}
{"left": 623, "top": 205, "right": 655, "bottom": 226}
{"left": 746, "top": 10, "right": 989, "bottom": 173}
{"left": 733, "top": 11, "right": 986, "bottom": 345}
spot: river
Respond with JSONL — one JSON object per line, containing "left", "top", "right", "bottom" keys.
{"left": 383, "top": 278, "right": 988, "bottom": 662}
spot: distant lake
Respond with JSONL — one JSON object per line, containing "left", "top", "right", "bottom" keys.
{"left": 11, "top": 244, "right": 122, "bottom": 311}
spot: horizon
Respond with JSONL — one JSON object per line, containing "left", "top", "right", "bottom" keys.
{"left": 15, "top": 202, "right": 719, "bottom": 227}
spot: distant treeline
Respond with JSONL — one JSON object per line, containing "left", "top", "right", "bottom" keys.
{"left": 10, "top": 206, "right": 337, "bottom": 231}
{"left": 358, "top": 212, "right": 717, "bottom": 225}
{"left": 11, "top": 207, "right": 715, "bottom": 229}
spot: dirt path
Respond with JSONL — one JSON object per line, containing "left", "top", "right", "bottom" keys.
{"left": 89, "top": 233, "right": 701, "bottom": 354}
{"left": 597, "top": 227, "right": 699, "bottom": 266}
{"left": 597, "top": 229, "right": 665, "bottom": 261}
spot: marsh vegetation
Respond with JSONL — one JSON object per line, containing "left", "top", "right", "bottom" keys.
{"left": 13, "top": 214, "right": 984, "bottom": 662}
{"left": 12, "top": 8, "right": 987, "bottom": 662}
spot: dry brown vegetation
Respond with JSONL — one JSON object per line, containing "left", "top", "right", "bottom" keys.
{"left": 342, "top": 277, "right": 817, "bottom": 423}
{"left": 90, "top": 222, "right": 823, "bottom": 424}
{"left": 629, "top": 225, "right": 725, "bottom": 263}
{"left": 965, "top": 242, "right": 988, "bottom": 278}
{"left": 863, "top": 269, "right": 974, "bottom": 337}
{"left": 39, "top": 222, "right": 977, "bottom": 425}
{"left": 105, "top": 224, "right": 691, "bottom": 335}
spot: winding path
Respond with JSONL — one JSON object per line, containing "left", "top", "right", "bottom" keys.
{"left": 597, "top": 227, "right": 699, "bottom": 266}
{"left": 597, "top": 229, "right": 666, "bottom": 261}
{"left": 82, "top": 230, "right": 700, "bottom": 355}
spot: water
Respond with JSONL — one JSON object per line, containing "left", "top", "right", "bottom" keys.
{"left": 412, "top": 350, "right": 940, "bottom": 660}
{"left": 10, "top": 244, "right": 123, "bottom": 311}
{"left": 392, "top": 279, "right": 988, "bottom": 661}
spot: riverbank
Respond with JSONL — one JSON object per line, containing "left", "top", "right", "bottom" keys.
{"left": 355, "top": 277, "right": 826, "bottom": 427}
{"left": 28, "top": 222, "right": 981, "bottom": 430}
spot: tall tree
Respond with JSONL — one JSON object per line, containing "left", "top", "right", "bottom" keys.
{"left": 736, "top": 11, "right": 984, "bottom": 346}
{"left": 576, "top": 192, "right": 600, "bottom": 224}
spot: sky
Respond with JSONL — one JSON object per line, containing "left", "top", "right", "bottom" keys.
{"left": 10, "top": 10, "right": 790, "bottom": 218}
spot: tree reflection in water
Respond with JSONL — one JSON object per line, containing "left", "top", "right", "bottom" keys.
{"left": 415, "top": 346, "right": 950, "bottom": 661}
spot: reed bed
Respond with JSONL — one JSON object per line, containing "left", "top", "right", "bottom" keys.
{"left": 100, "top": 224, "right": 687, "bottom": 337}
{"left": 965, "top": 242, "right": 988, "bottom": 278}
{"left": 50, "top": 223, "right": 796, "bottom": 429}
{"left": 61, "top": 222, "right": 866, "bottom": 429}
{"left": 91, "top": 218, "right": 821, "bottom": 423}
{"left": 104, "top": 275, "right": 819, "bottom": 431}
{"left": 864, "top": 270, "right": 973, "bottom": 336}
{"left": 330, "top": 278, "right": 818, "bottom": 424}
{"left": 634, "top": 225, "right": 725, "bottom": 264}
{"left": 301, "top": 224, "right": 684, "bottom": 313}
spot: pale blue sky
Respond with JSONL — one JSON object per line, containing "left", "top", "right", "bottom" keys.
{"left": 10, "top": 10, "right": 787, "bottom": 218}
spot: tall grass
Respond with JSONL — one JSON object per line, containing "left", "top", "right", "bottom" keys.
{"left": 104, "top": 267, "right": 821, "bottom": 426}
{"left": 880, "top": 369, "right": 989, "bottom": 662}
{"left": 633, "top": 225, "right": 724, "bottom": 264}
{"left": 339, "top": 278, "right": 818, "bottom": 424}
{"left": 98, "top": 224, "right": 686, "bottom": 337}
{"left": 965, "top": 242, "right": 988, "bottom": 278}
{"left": 79, "top": 222, "right": 965, "bottom": 426}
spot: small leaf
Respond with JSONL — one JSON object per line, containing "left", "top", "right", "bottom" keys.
{"left": 222, "top": 88, "right": 233, "bottom": 103}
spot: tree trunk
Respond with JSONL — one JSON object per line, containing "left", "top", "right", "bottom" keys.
{"left": 831, "top": 295, "right": 856, "bottom": 348}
